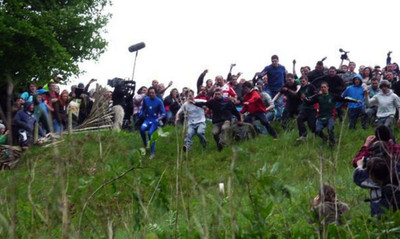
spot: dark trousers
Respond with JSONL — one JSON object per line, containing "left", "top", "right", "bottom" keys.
{"left": 348, "top": 107, "right": 367, "bottom": 129}
{"left": 297, "top": 108, "right": 316, "bottom": 137}
{"left": 245, "top": 112, "right": 277, "bottom": 138}
{"left": 282, "top": 104, "right": 300, "bottom": 129}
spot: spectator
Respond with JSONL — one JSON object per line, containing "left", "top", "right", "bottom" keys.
{"left": 180, "top": 87, "right": 189, "bottom": 102}
{"left": 352, "top": 125, "right": 400, "bottom": 167}
{"left": 312, "top": 184, "right": 349, "bottom": 226}
{"left": 164, "top": 88, "right": 182, "bottom": 125}
{"left": 385, "top": 72, "right": 396, "bottom": 86}
{"left": 154, "top": 80, "right": 173, "bottom": 99}
{"left": 362, "top": 66, "right": 373, "bottom": 86}
{"left": 340, "top": 61, "right": 357, "bottom": 87}
{"left": 0, "top": 123, "right": 8, "bottom": 145}
{"left": 205, "top": 79, "right": 215, "bottom": 98}
{"left": 196, "top": 69, "right": 209, "bottom": 94}
{"left": 133, "top": 86, "right": 148, "bottom": 128}
{"left": 195, "top": 86, "right": 210, "bottom": 101}
{"left": 230, "top": 74, "right": 243, "bottom": 105}
{"left": 21, "top": 82, "right": 37, "bottom": 102}
{"left": 32, "top": 93, "right": 50, "bottom": 134}
{"left": 358, "top": 65, "right": 365, "bottom": 76}
{"left": 53, "top": 90, "right": 70, "bottom": 132}
{"left": 215, "top": 75, "right": 237, "bottom": 102}
{"left": 13, "top": 101, "right": 37, "bottom": 147}
{"left": 354, "top": 154, "right": 400, "bottom": 216}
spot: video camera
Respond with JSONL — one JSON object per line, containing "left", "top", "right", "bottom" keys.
{"left": 107, "top": 77, "right": 136, "bottom": 90}
{"left": 339, "top": 48, "right": 350, "bottom": 61}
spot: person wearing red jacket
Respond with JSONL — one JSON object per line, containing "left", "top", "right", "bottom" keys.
{"left": 240, "top": 81, "right": 278, "bottom": 139}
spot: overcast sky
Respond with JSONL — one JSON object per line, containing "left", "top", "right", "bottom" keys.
{"left": 70, "top": 0, "right": 400, "bottom": 93}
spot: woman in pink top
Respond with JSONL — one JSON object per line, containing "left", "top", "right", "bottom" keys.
{"left": 133, "top": 86, "right": 148, "bottom": 128}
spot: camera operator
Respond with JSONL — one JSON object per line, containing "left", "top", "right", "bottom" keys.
{"left": 352, "top": 125, "right": 400, "bottom": 167}
{"left": 354, "top": 148, "right": 400, "bottom": 217}
{"left": 107, "top": 77, "right": 136, "bottom": 128}
{"left": 353, "top": 125, "right": 400, "bottom": 216}
{"left": 352, "top": 126, "right": 399, "bottom": 216}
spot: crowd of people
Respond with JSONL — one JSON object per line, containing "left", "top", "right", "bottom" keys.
{"left": 1, "top": 52, "right": 400, "bottom": 225}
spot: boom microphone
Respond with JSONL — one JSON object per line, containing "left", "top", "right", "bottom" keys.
{"left": 128, "top": 42, "right": 146, "bottom": 52}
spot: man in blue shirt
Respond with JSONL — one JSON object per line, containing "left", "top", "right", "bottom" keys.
{"left": 139, "top": 87, "right": 166, "bottom": 157}
{"left": 260, "top": 55, "right": 287, "bottom": 120}
{"left": 342, "top": 75, "right": 367, "bottom": 129}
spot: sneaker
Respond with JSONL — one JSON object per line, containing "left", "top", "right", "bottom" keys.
{"left": 149, "top": 154, "right": 155, "bottom": 159}
{"left": 296, "top": 136, "right": 307, "bottom": 141}
{"left": 183, "top": 145, "right": 187, "bottom": 152}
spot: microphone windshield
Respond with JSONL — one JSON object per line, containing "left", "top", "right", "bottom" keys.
{"left": 128, "top": 42, "right": 146, "bottom": 52}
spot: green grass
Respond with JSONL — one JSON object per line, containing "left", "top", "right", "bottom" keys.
{"left": 1, "top": 119, "right": 400, "bottom": 238}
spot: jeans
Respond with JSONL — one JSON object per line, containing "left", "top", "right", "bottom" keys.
{"left": 377, "top": 116, "right": 394, "bottom": 129}
{"left": 315, "top": 117, "right": 335, "bottom": 144}
{"left": 266, "top": 89, "right": 283, "bottom": 120}
{"left": 185, "top": 122, "right": 207, "bottom": 149}
{"left": 365, "top": 107, "right": 377, "bottom": 125}
{"left": 348, "top": 107, "right": 367, "bottom": 129}
{"left": 245, "top": 112, "right": 277, "bottom": 138}
{"left": 52, "top": 119, "right": 62, "bottom": 133}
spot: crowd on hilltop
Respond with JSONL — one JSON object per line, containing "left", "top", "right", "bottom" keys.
{"left": 2, "top": 52, "right": 400, "bottom": 150}
{"left": 2, "top": 51, "right": 400, "bottom": 227}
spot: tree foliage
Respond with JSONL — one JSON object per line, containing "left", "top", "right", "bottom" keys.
{"left": 0, "top": 0, "right": 111, "bottom": 87}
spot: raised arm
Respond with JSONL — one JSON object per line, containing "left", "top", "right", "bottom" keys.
{"left": 197, "top": 69, "right": 208, "bottom": 93}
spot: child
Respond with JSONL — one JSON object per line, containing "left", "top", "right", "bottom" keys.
{"left": 312, "top": 184, "right": 349, "bottom": 225}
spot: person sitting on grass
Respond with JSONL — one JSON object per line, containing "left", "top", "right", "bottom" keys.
{"left": 312, "top": 184, "right": 349, "bottom": 226}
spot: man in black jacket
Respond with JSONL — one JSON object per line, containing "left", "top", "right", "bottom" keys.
{"left": 195, "top": 88, "right": 242, "bottom": 151}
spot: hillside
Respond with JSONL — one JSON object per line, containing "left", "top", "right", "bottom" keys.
{"left": 0, "top": 121, "right": 399, "bottom": 238}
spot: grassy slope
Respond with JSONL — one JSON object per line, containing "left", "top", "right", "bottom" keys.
{"left": 1, "top": 119, "right": 399, "bottom": 238}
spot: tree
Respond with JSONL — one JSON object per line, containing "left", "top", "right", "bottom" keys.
{"left": 0, "top": 0, "right": 111, "bottom": 88}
